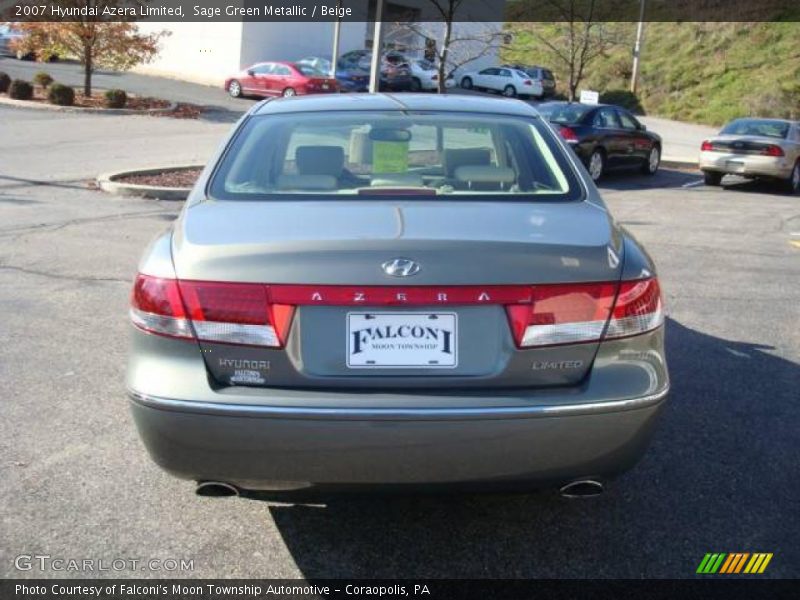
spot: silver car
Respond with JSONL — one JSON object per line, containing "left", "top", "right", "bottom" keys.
{"left": 699, "top": 118, "right": 800, "bottom": 193}
{"left": 127, "top": 94, "right": 669, "bottom": 497}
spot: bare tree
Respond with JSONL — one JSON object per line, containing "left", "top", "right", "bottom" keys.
{"left": 508, "top": 1, "right": 628, "bottom": 100}
{"left": 394, "top": 0, "right": 505, "bottom": 93}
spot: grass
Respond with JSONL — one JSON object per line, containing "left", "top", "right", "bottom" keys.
{"left": 502, "top": 22, "right": 800, "bottom": 126}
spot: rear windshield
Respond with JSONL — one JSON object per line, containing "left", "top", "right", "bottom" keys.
{"left": 295, "top": 64, "right": 325, "bottom": 77}
{"left": 536, "top": 103, "right": 592, "bottom": 125}
{"left": 209, "top": 111, "right": 582, "bottom": 201}
{"left": 721, "top": 119, "right": 789, "bottom": 139}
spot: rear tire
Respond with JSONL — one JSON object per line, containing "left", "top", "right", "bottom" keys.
{"left": 460, "top": 76, "right": 473, "bottom": 90}
{"left": 786, "top": 161, "right": 800, "bottom": 195}
{"left": 703, "top": 171, "right": 723, "bottom": 186}
{"left": 227, "top": 80, "right": 242, "bottom": 98}
{"left": 641, "top": 146, "right": 660, "bottom": 175}
{"left": 410, "top": 77, "right": 421, "bottom": 92}
{"left": 588, "top": 149, "right": 605, "bottom": 182}
{"left": 282, "top": 87, "right": 296, "bottom": 97}
{"left": 503, "top": 85, "right": 517, "bottom": 98}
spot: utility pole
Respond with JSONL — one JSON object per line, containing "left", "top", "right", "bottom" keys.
{"left": 630, "top": 0, "right": 646, "bottom": 94}
{"left": 369, "top": 0, "right": 385, "bottom": 93}
{"left": 330, "top": 0, "right": 342, "bottom": 78}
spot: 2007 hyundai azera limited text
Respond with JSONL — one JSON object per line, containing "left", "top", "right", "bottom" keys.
{"left": 127, "top": 94, "right": 669, "bottom": 497}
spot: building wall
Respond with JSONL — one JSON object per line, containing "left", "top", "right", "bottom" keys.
{"left": 134, "top": 22, "right": 243, "bottom": 86}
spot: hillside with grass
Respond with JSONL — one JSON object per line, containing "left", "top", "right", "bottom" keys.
{"left": 502, "top": 22, "right": 800, "bottom": 126}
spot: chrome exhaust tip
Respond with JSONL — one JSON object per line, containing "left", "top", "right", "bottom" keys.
{"left": 195, "top": 481, "right": 240, "bottom": 498}
{"left": 559, "top": 479, "right": 604, "bottom": 498}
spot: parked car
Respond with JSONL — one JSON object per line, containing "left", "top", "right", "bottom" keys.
{"left": 0, "top": 24, "right": 21, "bottom": 57}
{"left": 502, "top": 64, "right": 557, "bottom": 98}
{"left": 225, "top": 61, "right": 339, "bottom": 98}
{"left": 127, "top": 93, "right": 668, "bottom": 497}
{"left": 537, "top": 101, "right": 662, "bottom": 181}
{"left": 459, "top": 66, "right": 545, "bottom": 99}
{"left": 338, "top": 49, "right": 413, "bottom": 91}
{"left": 699, "top": 118, "right": 800, "bottom": 193}
{"left": 296, "top": 55, "right": 369, "bottom": 93}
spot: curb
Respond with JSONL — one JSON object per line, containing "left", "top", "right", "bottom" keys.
{"left": 97, "top": 165, "right": 200, "bottom": 200}
{"left": 662, "top": 157, "right": 699, "bottom": 170}
{"left": 0, "top": 94, "right": 178, "bottom": 115}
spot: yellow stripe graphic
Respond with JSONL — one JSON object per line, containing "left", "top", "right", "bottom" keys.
{"left": 758, "top": 553, "right": 773, "bottom": 573}
{"left": 744, "top": 554, "right": 760, "bottom": 573}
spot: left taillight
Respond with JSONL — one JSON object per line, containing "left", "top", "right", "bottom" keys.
{"left": 130, "top": 274, "right": 294, "bottom": 347}
{"left": 505, "top": 278, "right": 664, "bottom": 348}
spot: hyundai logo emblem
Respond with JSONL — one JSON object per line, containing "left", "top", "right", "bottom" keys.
{"left": 382, "top": 258, "right": 421, "bottom": 277}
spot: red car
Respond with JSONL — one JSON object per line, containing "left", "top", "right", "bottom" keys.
{"left": 225, "top": 61, "right": 339, "bottom": 98}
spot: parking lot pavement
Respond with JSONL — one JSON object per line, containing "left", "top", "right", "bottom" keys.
{"left": 1, "top": 107, "right": 798, "bottom": 579}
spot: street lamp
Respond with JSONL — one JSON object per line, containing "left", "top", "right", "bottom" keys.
{"left": 630, "top": 0, "right": 646, "bottom": 94}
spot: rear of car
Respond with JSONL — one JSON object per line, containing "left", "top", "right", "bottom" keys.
{"left": 699, "top": 118, "right": 800, "bottom": 191}
{"left": 127, "top": 95, "right": 669, "bottom": 494}
{"left": 292, "top": 63, "right": 339, "bottom": 95}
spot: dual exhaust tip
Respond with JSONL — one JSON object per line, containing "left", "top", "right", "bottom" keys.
{"left": 196, "top": 479, "right": 604, "bottom": 498}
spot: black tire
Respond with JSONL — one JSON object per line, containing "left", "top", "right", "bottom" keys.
{"left": 641, "top": 145, "right": 660, "bottom": 175}
{"left": 227, "top": 79, "right": 242, "bottom": 98}
{"left": 502, "top": 85, "right": 516, "bottom": 98}
{"left": 282, "top": 87, "right": 296, "bottom": 97}
{"left": 786, "top": 161, "right": 800, "bottom": 195}
{"left": 703, "top": 171, "right": 723, "bottom": 186}
{"left": 410, "top": 77, "right": 421, "bottom": 92}
{"left": 460, "top": 76, "right": 473, "bottom": 90}
{"left": 587, "top": 149, "right": 606, "bottom": 182}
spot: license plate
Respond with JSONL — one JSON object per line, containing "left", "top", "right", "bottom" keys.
{"left": 726, "top": 160, "right": 746, "bottom": 173}
{"left": 347, "top": 312, "right": 457, "bottom": 368}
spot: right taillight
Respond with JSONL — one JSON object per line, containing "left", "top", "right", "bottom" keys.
{"left": 506, "top": 277, "right": 664, "bottom": 348}
{"left": 701, "top": 140, "right": 714, "bottom": 152}
{"left": 605, "top": 278, "right": 664, "bottom": 340}
{"left": 130, "top": 274, "right": 294, "bottom": 347}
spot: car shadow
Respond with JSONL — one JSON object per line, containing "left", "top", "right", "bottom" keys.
{"left": 237, "top": 318, "right": 799, "bottom": 578}
{"left": 716, "top": 176, "right": 795, "bottom": 197}
{"left": 597, "top": 167, "right": 702, "bottom": 191}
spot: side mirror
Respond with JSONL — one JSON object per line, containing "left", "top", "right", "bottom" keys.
{"left": 639, "top": 123, "right": 647, "bottom": 131}
{"left": 246, "top": 69, "right": 255, "bottom": 76}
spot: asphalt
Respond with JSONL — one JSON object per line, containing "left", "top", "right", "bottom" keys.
{"left": 0, "top": 100, "right": 798, "bottom": 579}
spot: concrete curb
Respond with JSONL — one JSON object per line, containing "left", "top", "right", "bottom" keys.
{"left": 0, "top": 94, "right": 178, "bottom": 115}
{"left": 97, "top": 165, "right": 200, "bottom": 200}
{"left": 662, "top": 157, "right": 699, "bottom": 170}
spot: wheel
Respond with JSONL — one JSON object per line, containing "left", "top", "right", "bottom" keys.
{"left": 410, "top": 77, "right": 421, "bottom": 92}
{"left": 282, "top": 87, "right": 296, "bottom": 97}
{"left": 460, "top": 76, "right": 473, "bottom": 90}
{"left": 786, "top": 161, "right": 800, "bottom": 194}
{"left": 227, "top": 80, "right": 242, "bottom": 98}
{"left": 587, "top": 149, "right": 605, "bottom": 182}
{"left": 641, "top": 146, "right": 660, "bottom": 175}
{"left": 502, "top": 85, "right": 517, "bottom": 98}
{"left": 703, "top": 171, "right": 723, "bottom": 186}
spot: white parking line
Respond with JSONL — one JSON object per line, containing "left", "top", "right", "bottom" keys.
{"left": 681, "top": 179, "right": 705, "bottom": 188}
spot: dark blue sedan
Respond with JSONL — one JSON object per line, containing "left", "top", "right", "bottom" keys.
{"left": 297, "top": 56, "right": 370, "bottom": 93}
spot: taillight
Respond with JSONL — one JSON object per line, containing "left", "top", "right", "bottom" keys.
{"left": 130, "top": 274, "right": 294, "bottom": 347}
{"left": 761, "top": 145, "right": 784, "bottom": 157}
{"left": 505, "top": 278, "right": 663, "bottom": 348}
{"left": 559, "top": 126, "right": 579, "bottom": 142}
{"left": 431, "top": 74, "right": 438, "bottom": 80}
{"left": 604, "top": 278, "right": 664, "bottom": 340}
{"left": 701, "top": 140, "right": 714, "bottom": 152}
{"left": 524, "top": 79, "right": 532, "bottom": 85}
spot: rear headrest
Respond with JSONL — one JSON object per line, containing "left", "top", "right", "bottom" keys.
{"left": 296, "top": 146, "right": 345, "bottom": 177}
{"left": 454, "top": 165, "right": 516, "bottom": 184}
{"left": 276, "top": 174, "right": 338, "bottom": 191}
{"left": 442, "top": 148, "right": 491, "bottom": 178}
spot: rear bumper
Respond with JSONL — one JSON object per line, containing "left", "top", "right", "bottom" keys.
{"left": 699, "top": 151, "right": 793, "bottom": 179}
{"left": 129, "top": 387, "right": 667, "bottom": 491}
